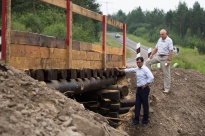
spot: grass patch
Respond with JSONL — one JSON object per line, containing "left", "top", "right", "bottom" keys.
{"left": 172, "top": 46, "right": 205, "bottom": 74}
{"left": 126, "top": 34, "right": 156, "bottom": 48}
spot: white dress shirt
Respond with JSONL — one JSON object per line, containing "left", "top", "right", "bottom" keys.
{"left": 124, "top": 65, "right": 154, "bottom": 87}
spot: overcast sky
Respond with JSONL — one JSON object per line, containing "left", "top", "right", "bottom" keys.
{"left": 96, "top": 0, "right": 205, "bottom": 15}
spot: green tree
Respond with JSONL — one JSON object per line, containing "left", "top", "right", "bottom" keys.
{"left": 165, "top": 10, "right": 173, "bottom": 30}
{"left": 189, "top": 2, "right": 204, "bottom": 37}
{"left": 173, "top": 2, "right": 189, "bottom": 38}
{"left": 145, "top": 9, "right": 165, "bottom": 28}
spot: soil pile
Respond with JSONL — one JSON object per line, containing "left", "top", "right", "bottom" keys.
{"left": 118, "top": 68, "right": 205, "bottom": 136}
{"left": 0, "top": 61, "right": 128, "bottom": 136}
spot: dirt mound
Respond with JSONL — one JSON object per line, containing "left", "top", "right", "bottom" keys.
{"left": 0, "top": 61, "right": 128, "bottom": 136}
{"left": 118, "top": 68, "right": 205, "bottom": 136}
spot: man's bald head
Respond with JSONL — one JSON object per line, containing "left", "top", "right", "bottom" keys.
{"left": 160, "top": 29, "right": 167, "bottom": 40}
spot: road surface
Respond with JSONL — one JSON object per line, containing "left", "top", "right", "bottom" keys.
{"left": 107, "top": 33, "right": 150, "bottom": 67}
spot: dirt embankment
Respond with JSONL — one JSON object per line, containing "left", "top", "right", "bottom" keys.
{"left": 0, "top": 61, "right": 128, "bottom": 136}
{"left": 118, "top": 68, "right": 205, "bottom": 136}
{"left": 1, "top": 60, "right": 205, "bottom": 136}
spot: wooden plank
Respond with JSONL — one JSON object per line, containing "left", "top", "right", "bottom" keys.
{"left": 11, "top": 44, "right": 68, "bottom": 59}
{"left": 107, "top": 62, "right": 113, "bottom": 68}
{"left": 72, "top": 40, "right": 80, "bottom": 50}
{"left": 77, "top": 69, "right": 85, "bottom": 79}
{"left": 91, "top": 69, "right": 98, "bottom": 77}
{"left": 111, "top": 55, "right": 123, "bottom": 61}
{"left": 57, "top": 70, "right": 67, "bottom": 80}
{"left": 109, "top": 47, "right": 123, "bottom": 55}
{"left": 11, "top": 30, "right": 66, "bottom": 48}
{"left": 10, "top": 57, "right": 42, "bottom": 69}
{"left": 54, "top": 37, "right": 66, "bottom": 48}
{"left": 69, "top": 69, "right": 77, "bottom": 79}
{"left": 97, "top": 69, "right": 103, "bottom": 77}
{"left": 25, "top": 45, "right": 41, "bottom": 58}
{"left": 106, "top": 54, "right": 111, "bottom": 62}
{"left": 80, "top": 42, "right": 92, "bottom": 51}
{"left": 92, "top": 61, "right": 102, "bottom": 69}
{"left": 11, "top": 44, "right": 25, "bottom": 57}
{"left": 85, "top": 69, "right": 91, "bottom": 78}
{"left": 33, "top": 69, "right": 44, "bottom": 81}
{"left": 102, "top": 15, "right": 107, "bottom": 69}
{"left": 82, "top": 60, "right": 92, "bottom": 68}
{"left": 49, "top": 48, "right": 67, "bottom": 59}
{"left": 10, "top": 57, "right": 67, "bottom": 70}
{"left": 71, "top": 60, "right": 79, "bottom": 69}
{"left": 66, "top": 0, "right": 73, "bottom": 69}
{"left": 11, "top": 30, "right": 24, "bottom": 44}
{"left": 44, "top": 69, "right": 58, "bottom": 81}
{"left": 72, "top": 50, "right": 87, "bottom": 60}
{"left": 87, "top": 52, "right": 101, "bottom": 61}
{"left": 40, "top": 47, "right": 49, "bottom": 58}
{"left": 80, "top": 51, "right": 87, "bottom": 60}
{"left": 91, "top": 44, "right": 102, "bottom": 53}
{"left": 107, "top": 18, "right": 123, "bottom": 29}
{"left": 39, "top": 0, "right": 66, "bottom": 9}
{"left": 39, "top": 0, "right": 102, "bottom": 23}
{"left": 106, "top": 46, "right": 111, "bottom": 54}
{"left": 122, "top": 24, "right": 126, "bottom": 68}
{"left": 44, "top": 59, "right": 67, "bottom": 69}
{"left": 72, "top": 50, "right": 80, "bottom": 60}
{"left": 72, "top": 3, "right": 102, "bottom": 21}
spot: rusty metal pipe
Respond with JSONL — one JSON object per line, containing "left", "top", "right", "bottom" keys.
{"left": 47, "top": 76, "right": 117, "bottom": 95}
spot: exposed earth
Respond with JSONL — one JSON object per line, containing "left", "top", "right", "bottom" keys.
{"left": 0, "top": 61, "right": 128, "bottom": 136}
{"left": 1, "top": 60, "right": 205, "bottom": 136}
{"left": 118, "top": 68, "right": 205, "bottom": 136}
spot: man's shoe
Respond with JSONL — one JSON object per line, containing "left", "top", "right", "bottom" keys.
{"left": 163, "top": 89, "right": 170, "bottom": 93}
{"left": 142, "top": 123, "right": 147, "bottom": 127}
{"left": 131, "top": 120, "right": 139, "bottom": 126}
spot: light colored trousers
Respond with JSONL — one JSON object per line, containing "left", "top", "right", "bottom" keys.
{"left": 145, "top": 55, "right": 171, "bottom": 90}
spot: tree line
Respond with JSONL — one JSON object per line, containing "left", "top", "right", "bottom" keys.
{"left": 108, "top": 1, "right": 205, "bottom": 54}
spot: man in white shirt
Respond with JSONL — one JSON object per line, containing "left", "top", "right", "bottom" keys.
{"left": 116, "top": 57, "right": 154, "bottom": 126}
{"left": 146, "top": 29, "right": 173, "bottom": 93}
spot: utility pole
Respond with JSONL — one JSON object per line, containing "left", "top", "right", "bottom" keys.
{"left": 97, "top": 1, "right": 112, "bottom": 15}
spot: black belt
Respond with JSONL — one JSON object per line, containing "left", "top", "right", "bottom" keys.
{"left": 158, "top": 54, "right": 168, "bottom": 56}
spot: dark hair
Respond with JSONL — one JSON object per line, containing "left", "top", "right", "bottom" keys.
{"left": 136, "top": 57, "right": 144, "bottom": 62}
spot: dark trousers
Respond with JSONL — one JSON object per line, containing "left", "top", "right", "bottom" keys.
{"left": 134, "top": 86, "right": 150, "bottom": 124}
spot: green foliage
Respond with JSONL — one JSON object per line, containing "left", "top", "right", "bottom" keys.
{"left": 73, "top": 20, "right": 98, "bottom": 43}
{"left": 12, "top": 22, "right": 30, "bottom": 32}
{"left": 133, "top": 27, "right": 148, "bottom": 37}
{"left": 43, "top": 23, "right": 66, "bottom": 38}
{"left": 108, "top": 1, "right": 205, "bottom": 54}
{"left": 172, "top": 46, "right": 205, "bottom": 74}
{"left": 9, "top": 0, "right": 101, "bottom": 43}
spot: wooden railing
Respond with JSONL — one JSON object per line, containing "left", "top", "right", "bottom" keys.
{"left": 1, "top": 0, "right": 126, "bottom": 70}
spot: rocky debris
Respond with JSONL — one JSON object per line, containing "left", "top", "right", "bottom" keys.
{"left": 0, "top": 61, "right": 128, "bottom": 136}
